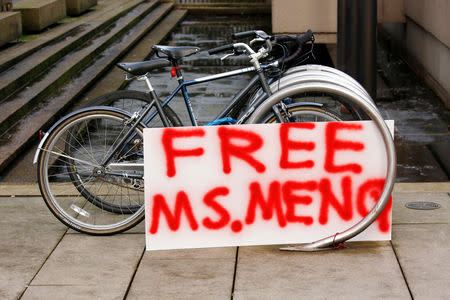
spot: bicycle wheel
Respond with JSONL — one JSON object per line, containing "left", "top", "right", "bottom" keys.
{"left": 89, "top": 90, "right": 182, "bottom": 127}
{"left": 71, "top": 90, "right": 182, "bottom": 214}
{"left": 37, "top": 108, "right": 147, "bottom": 235}
{"left": 262, "top": 103, "right": 342, "bottom": 123}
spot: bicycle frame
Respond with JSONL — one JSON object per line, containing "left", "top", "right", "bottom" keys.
{"left": 99, "top": 62, "right": 280, "bottom": 168}
{"left": 140, "top": 62, "right": 280, "bottom": 128}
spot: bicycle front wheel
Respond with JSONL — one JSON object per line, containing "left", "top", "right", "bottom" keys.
{"left": 37, "top": 108, "right": 146, "bottom": 235}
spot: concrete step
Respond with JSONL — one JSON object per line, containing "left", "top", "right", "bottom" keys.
{"left": 0, "top": 0, "right": 147, "bottom": 102}
{"left": 76, "top": 8, "right": 188, "bottom": 105}
{"left": 176, "top": 2, "right": 270, "bottom": 14}
{"left": 0, "top": 1, "right": 157, "bottom": 132}
{"left": 0, "top": 0, "right": 144, "bottom": 73}
{"left": 0, "top": 1, "right": 175, "bottom": 172}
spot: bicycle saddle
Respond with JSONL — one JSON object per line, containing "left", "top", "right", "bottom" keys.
{"left": 152, "top": 45, "right": 200, "bottom": 60}
{"left": 117, "top": 58, "right": 171, "bottom": 76}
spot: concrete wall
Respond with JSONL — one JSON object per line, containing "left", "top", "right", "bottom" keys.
{"left": 405, "top": 0, "right": 450, "bottom": 106}
{"left": 0, "top": 11, "right": 22, "bottom": 47}
{"left": 13, "top": 0, "right": 66, "bottom": 33}
{"left": 272, "top": 0, "right": 405, "bottom": 33}
{"left": 66, "top": 0, "right": 97, "bottom": 16}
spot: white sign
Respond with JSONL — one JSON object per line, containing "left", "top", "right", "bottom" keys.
{"left": 144, "top": 121, "right": 394, "bottom": 250}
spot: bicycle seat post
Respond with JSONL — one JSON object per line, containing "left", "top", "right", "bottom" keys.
{"left": 169, "top": 57, "right": 198, "bottom": 126}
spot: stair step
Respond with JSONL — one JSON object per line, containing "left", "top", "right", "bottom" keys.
{"left": 0, "top": 0, "right": 163, "bottom": 134}
{"left": 0, "top": 0, "right": 150, "bottom": 103}
{"left": 0, "top": 0, "right": 145, "bottom": 73}
{"left": 0, "top": 1, "right": 174, "bottom": 172}
{"left": 176, "top": 2, "right": 270, "bottom": 14}
{"left": 77, "top": 8, "right": 188, "bottom": 104}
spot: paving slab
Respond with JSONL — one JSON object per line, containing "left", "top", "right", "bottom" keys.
{"left": 0, "top": 183, "right": 40, "bottom": 196}
{"left": 233, "top": 243, "right": 411, "bottom": 299}
{"left": 392, "top": 192, "right": 449, "bottom": 224}
{"left": 24, "top": 233, "right": 144, "bottom": 299}
{"left": 127, "top": 247, "right": 236, "bottom": 299}
{"left": 393, "top": 182, "right": 450, "bottom": 193}
{"left": 392, "top": 224, "right": 450, "bottom": 300}
{"left": 22, "top": 285, "right": 126, "bottom": 300}
{"left": 0, "top": 196, "right": 66, "bottom": 300}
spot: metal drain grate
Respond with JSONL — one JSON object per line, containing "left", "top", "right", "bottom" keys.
{"left": 405, "top": 201, "right": 441, "bottom": 210}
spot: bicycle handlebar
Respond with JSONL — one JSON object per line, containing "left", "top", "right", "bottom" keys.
{"left": 208, "top": 44, "right": 235, "bottom": 55}
{"left": 208, "top": 29, "right": 315, "bottom": 66}
{"left": 274, "top": 29, "right": 314, "bottom": 65}
{"left": 231, "top": 31, "right": 256, "bottom": 40}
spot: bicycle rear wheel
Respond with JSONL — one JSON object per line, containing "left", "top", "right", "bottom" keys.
{"left": 69, "top": 90, "right": 182, "bottom": 214}
{"left": 37, "top": 108, "right": 147, "bottom": 235}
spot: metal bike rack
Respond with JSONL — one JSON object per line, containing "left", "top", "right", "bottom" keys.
{"left": 246, "top": 82, "right": 396, "bottom": 251}
{"left": 269, "top": 73, "right": 377, "bottom": 110}
{"left": 249, "top": 66, "right": 376, "bottom": 111}
{"left": 282, "top": 65, "right": 373, "bottom": 103}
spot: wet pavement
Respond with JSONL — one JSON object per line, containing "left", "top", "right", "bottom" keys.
{"left": 376, "top": 40, "right": 449, "bottom": 182}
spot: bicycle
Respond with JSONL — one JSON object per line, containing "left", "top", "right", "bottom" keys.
{"left": 34, "top": 30, "right": 367, "bottom": 235}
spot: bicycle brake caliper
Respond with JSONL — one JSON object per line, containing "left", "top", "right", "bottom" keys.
{"left": 279, "top": 101, "right": 291, "bottom": 122}
{"left": 124, "top": 111, "right": 140, "bottom": 126}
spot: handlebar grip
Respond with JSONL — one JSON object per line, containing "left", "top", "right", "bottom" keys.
{"left": 232, "top": 31, "right": 256, "bottom": 40}
{"left": 208, "top": 44, "right": 235, "bottom": 55}
{"left": 297, "top": 29, "right": 314, "bottom": 45}
{"left": 274, "top": 35, "right": 296, "bottom": 43}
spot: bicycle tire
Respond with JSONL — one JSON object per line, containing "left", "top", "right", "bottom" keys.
{"left": 37, "top": 108, "right": 147, "bottom": 235}
{"left": 261, "top": 103, "right": 342, "bottom": 123}
{"left": 67, "top": 90, "right": 182, "bottom": 214}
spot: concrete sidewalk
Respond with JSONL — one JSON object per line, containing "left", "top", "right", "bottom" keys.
{"left": 0, "top": 182, "right": 448, "bottom": 299}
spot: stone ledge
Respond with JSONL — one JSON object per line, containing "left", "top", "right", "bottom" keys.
{"left": 66, "top": 0, "right": 97, "bottom": 16}
{"left": 0, "top": 12, "right": 22, "bottom": 47}
{"left": 13, "top": 0, "right": 66, "bottom": 33}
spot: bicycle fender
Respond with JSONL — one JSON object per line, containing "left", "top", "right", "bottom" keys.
{"left": 33, "top": 106, "right": 137, "bottom": 164}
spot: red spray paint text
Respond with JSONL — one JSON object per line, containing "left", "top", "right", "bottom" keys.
{"left": 149, "top": 122, "right": 391, "bottom": 235}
